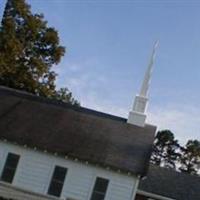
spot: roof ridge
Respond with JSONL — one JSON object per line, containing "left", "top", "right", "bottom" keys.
{"left": 0, "top": 85, "right": 127, "bottom": 123}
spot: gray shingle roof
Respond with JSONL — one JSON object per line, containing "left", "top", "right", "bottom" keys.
{"left": 0, "top": 86, "right": 156, "bottom": 176}
{"left": 138, "top": 164, "right": 200, "bottom": 200}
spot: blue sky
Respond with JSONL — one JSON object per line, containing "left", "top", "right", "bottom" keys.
{"left": 1, "top": 0, "right": 200, "bottom": 143}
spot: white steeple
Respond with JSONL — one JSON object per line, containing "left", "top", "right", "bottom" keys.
{"left": 127, "top": 41, "right": 158, "bottom": 127}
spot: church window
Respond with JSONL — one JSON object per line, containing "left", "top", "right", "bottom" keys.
{"left": 48, "top": 165, "right": 67, "bottom": 197}
{"left": 90, "top": 177, "right": 109, "bottom": 200}
{"left": 1, "top": 152, "right": 20, "bottom": 183}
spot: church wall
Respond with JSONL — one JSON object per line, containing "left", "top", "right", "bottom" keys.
{"left": 0, "top": 141, "right": 139, "bottom": 200}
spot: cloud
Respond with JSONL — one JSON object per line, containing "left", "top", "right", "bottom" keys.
{"left": 55, "top": 59, "right": 110, "bottom": 102}
{"left": 148, "top": 104, "right": 200, "bottom": 144}
{"left": 80, "top": 88, "right": 200, "bottom": 144}
{"left": 55, "top": 60, "right": 200, "bottom": 144}
{"left": 82, "top": 98, "right": 200, "bottom": 144}
{"left": 80, "top": 92, "right": 128, "bottom": 118}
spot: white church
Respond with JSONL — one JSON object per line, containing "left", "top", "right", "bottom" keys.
{"left": 0, "top": 43, "right": 200, "bottom": 200}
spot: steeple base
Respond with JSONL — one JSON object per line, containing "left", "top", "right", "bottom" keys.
{"left": 127, "top": 111, "right": 146, "bottom": 127}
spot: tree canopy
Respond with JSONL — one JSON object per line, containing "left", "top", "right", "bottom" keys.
{"left": 179, "top": 140, "right": 200, "bottom": 175}
{"left": 151, "top": 130, "right": 180, "bottom": 169}
{"left": 151, "top": 130, "right": 200, "bottom": 175}
{"left": 0, "top": 0, "right": 79, "bottom": 105}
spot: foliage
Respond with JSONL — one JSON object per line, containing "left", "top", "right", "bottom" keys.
{"left": 151, "top": 130, "right": 200, "bottom": 175}
{"left": 179, "top": 140, "right": 200, "bottom": 175}
{"left": 151, "top": 130, "right": 180, "bottom": 169}
{"left": 52, "top": 88, "right": 79, "bottom": 105}
{"left": 0, "top": 0, "right": 79, "bottom": 105}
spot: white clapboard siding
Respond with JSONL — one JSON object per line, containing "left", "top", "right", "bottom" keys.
{"left": 17, "top": 152, "right": 54, "bottom": 193}
{"left": 0, "top": 141, "right": 139, "bottom": 200}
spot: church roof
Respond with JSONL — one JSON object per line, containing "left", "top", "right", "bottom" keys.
{"left": 0, "top": 86, "right": 156, "bottom": 176}
{"left": 138, "top": 164, "right": 200, "bottom": 200}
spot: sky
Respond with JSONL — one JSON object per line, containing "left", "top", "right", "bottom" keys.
{"left": 1, "top": 0, "right": 200, "bottom": 144}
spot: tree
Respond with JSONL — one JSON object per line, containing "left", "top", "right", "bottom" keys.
{"left": 179, "top": 140, "right": 200, "bottom": 175}
{"left": 0, "top": 0, "right": 79, "bottom": 105}
{"left": 53, "top": 88, "right": 79, "bottom": 105}
{"left": 151, "top": 130, "right": 180, "bottom": 169}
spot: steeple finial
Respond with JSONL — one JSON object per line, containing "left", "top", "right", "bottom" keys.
{"left": 127, "top": 41, "right": 158, "bottom": 127}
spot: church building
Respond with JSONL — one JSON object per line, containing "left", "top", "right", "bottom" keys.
{"left": 0, "top": 83, "right": 155, "bottom": 200}
{"left": 0, "top": 42, "right": 157, "bottom": 200}
{"left": 0, "top": 43, "right": 199, "bottom": 200}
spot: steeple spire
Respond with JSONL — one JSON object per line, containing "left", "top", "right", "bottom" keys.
{"left": 127, "top": 41, "right": 158, "bottom": 127}
{"left": 140, "top": 41, "right": 159, "bottom": 97}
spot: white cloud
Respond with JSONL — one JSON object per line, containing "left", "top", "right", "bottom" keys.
{"left": 55, "top": 60, "right": 200, "bottom": 144}
{"left": 80, "top": 91, "right": 200, "bottom": 144}
{"left": 80, "top": 93, "right": 128, "bottom": 118}
{"left": 68, "top": 64, "right": 82, "bottom": 72}
{"left": 147, "top": 105, "right": 200, "bottom": 144}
